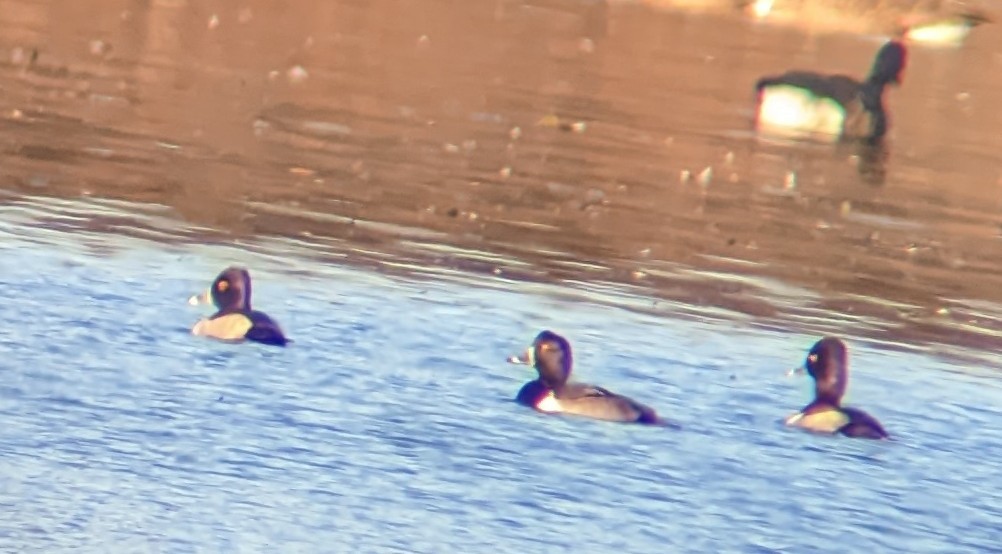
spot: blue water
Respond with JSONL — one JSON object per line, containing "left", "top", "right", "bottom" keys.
{"left": 1, "top": 224, "right": 1001, "bottom": 553}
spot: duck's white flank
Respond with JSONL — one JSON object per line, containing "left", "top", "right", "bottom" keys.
{"left": 757, "top": 84, "right": 845, "bottom": 139}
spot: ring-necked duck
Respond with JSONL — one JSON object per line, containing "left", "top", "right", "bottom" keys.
{"left": 508, "top": 330, "right": 666, "bottom": 425}
{"left": 188, "top": 266, "right": 288, "bottom": 347}
{"left": 754, "top": 39, "right": 907, "bottom": 144}
{"left": 785, "top": 337, "right": 888, "bottom": 439}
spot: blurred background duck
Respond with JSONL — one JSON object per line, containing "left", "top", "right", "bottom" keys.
{"left": 745, "top": 0, "right": 992, "bottom": 47}
{"left": 635, "top": 0, "right": 992, "bottom": 46}
{"left": 754, "top": 39, "right": 907, "bottom": 144}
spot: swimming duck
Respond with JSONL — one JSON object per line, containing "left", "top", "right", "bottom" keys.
{"left": 188, "top": 266, "right": 289, "bottom": 347}
{"left": 754, "top": 39, "right": 907, "bottom": 144}
{"left": 508, "top": 330, "right": 664, "bottom": 425}
{"left": 785, "top": 337, "right": 888, "bottom": 439}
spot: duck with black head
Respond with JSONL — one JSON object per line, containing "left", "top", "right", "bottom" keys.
{"left": 508, "top": 330, "right": 667, "bottom": 425}
{"left": 188, "top": 266, "right": 289, "bottom": 347}
{"left": 755, "top": 39, "right": 907, "bottom": 144}
{"left": 785, "top": 337, "right": 888, "bottom": 439}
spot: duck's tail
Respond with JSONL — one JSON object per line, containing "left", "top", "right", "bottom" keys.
{"left": 639, "top": 408, "right": 680, "bottom": 429}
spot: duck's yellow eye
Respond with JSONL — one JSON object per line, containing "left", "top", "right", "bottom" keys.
{"left": 217, "top": 280, "right": 230, "bottom": 292}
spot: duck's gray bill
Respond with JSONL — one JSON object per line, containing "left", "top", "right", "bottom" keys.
{"left": 507, "top": 349, "right": 531, "bottom": 365}
{"left": 786, "top": 366, "right": 806, "bottom": 377}
{"left": 187, "top": 290, "right": 211, "bottom": 306}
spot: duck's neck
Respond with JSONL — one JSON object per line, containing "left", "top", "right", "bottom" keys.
{"left": 859, "top": 80, "right": 890, "bottom": 142}
{"left": 214, "top": 304, "right": 247, "bottom": 316}
{"left": 807, "top": 391, "right": 842, "bottom": 412}
{"left": 544, "top": 379, "right": 569, "bottom": 394}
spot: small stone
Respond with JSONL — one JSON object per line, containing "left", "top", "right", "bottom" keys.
{"left": 287, "top": 65, "right": 309, "bottom": 84}
{"left": 784, "top": 171, "right": 797, "bottom": 190}
{"left": 537, "top": 114, "right": 560, "bottom": 127}
{"left": 584, "top": 189, "right": 605, "bottom": 203}
{"left": 89, "top": 40, "right": 109, "bottom": 56}
{"left": 698, "top": 166, "right": 713, "bottom": 186}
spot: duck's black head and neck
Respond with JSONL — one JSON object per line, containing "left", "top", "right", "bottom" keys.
{"left": 868, "top": 40, "right": 907, "bottom": 87}
{"left": 804, "top": 337, "right": 850, "bottom": 408}
{"left": 861, "top": 40, "right": 907, "bottom": 143}
{"left": 211, "top": 267, "right": 253, "bottom": 314}
{"left": 531, "top": 330, "right": 573, "bottom": 391}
